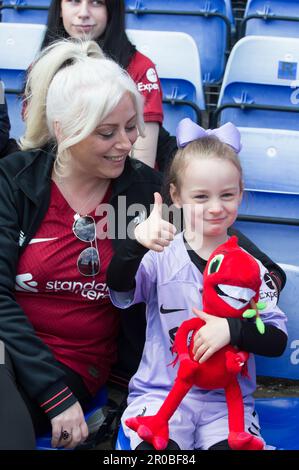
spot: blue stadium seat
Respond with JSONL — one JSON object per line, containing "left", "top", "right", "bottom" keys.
{"left": 255, "top": 399, "right": 299, "bottom": 450}
{"left": 1, "top": 0, "right": 50, "bottom": 24}
{"left": 36, "top": 387, "right": 108, "bottom": 450}
{"left": 125, "top": 0, "right": 231, "bottom": 84}
{"left": 243, "top": 0, "right": 299, "bottom": 38}
{"left": 115, "top": 423, "right": 131, "bottom": 451}
{"left": 225, "top": 0, "right": 234, "bottom": 24}
{"left": 127, "top": 29, "right": 204, "bottom": 135}
{"left": 235, "top": 204, "right": 299, "bottom": 382}
{"left": 0, "top": 22, "right": 46, "bottom": 139}
{"left": 215, "top": 36, "right": 299, "bottom": 130}
{"left": 234, "top": 204, "right": 299, "bottom": 451}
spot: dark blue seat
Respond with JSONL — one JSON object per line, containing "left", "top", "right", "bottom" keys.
{"left": 234, "top": 200, "right": 299, "bottom": 451}
{"left": 1, "top": 0, "right": 50, "bottom": 24}
{"left": 125, "top": 0, "right": 230, "bottom": 85}
{"left": 243, "top": 0, "right": 299, "bottom": 39}
{"left": 255, "top": 399, "right": 299, "bottom": 450}
{"left": 115, "top": 423, "right": 131, "bottom": 451}
{"left": 36, "top": 387, "right": 108, "bottom": 450}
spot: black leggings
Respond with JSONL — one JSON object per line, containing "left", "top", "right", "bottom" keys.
{"left": 0, "top": 351, "right": 92, "bottom": 450}
{"left": 136, "top": 440, "right": 231, "bottom": 451}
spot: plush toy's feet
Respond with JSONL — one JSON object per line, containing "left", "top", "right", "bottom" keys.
{"left": 125, "top": 415, "right": 169, "bottom": 450}
{"left": 228, "top": 431, "right": 264, "bottom": 450}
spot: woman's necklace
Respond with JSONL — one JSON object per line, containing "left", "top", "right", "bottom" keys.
{"left": 53, "top": 175, "right": 110, "bottom": 219}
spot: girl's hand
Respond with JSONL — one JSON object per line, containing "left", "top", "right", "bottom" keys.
{"left": 192, "top": 307, "right": 231, "bottom": 363}
{"left": 134, "top": 192, "right": 176, "bottom": 252}
{"left": 51, "top": 401, "right": 89, "bottom": 449}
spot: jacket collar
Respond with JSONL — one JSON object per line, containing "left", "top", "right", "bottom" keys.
{"left": 12, "top": 149, "right": 137, "bottom": 205}
{"left": 12, "top": 149, "right": 54, "bottom": 204}
{"left": 162, "top": 232, "right": 196, "bottom": 281}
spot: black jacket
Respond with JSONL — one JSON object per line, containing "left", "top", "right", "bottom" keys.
{"left": 0, "top": 149, "right": 162, "bottom": 418}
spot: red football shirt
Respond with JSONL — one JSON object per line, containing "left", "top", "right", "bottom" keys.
{"left": 15, "top": 181, "right": 120, "bottom": 395}
{"left": 127, "top": 50, "right": 164, "bottom": 124}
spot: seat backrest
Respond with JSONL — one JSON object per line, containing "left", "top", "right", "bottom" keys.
{"left": 256, "top": 262, "right": 299, "bottom": 380}
{"left": 238, "top": 127, "right": 299, "bottom": 195}
{"left": 217, "top": 36, "right": 299, "bottom": 129}
{"left": 244, "top": 0, "right": 299, "bottom": 38}
{"left": 126, "top": 28, "right": 205, "bottom": 109}
{"left": 125, "top": 0, "right": 229, "bottom": 84}
{"left": 225, "top": 0, "right": 234, "bottom": 24}
{"left": 1, "top": 0, "right": 50, "bottom": 24}
{"left": 0, "top": 22, "right": 46, "bottom": 90}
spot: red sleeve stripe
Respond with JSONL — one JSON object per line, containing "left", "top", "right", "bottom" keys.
{"left": 40, "top": 387, "right": 68, "bottom": 407}
{"left": 44, "top": 392, "right": 73, "bottom": 413}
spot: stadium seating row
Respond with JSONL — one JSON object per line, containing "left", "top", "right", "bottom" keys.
{"left": 2, "top": 1, "right": 299, "bottom": 86}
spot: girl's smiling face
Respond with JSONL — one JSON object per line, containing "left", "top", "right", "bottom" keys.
{"left": 170, "top": 157, "right": 243, "bottom": 239}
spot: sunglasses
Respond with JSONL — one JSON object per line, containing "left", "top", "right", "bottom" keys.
{"left": 72, "top": 215, "right": 100, "bottom": 276}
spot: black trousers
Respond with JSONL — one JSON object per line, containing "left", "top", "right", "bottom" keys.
{"left": 0, "top": 351, "right": 92, "bottom": 450}
{"left": 136, "top": 439, "right": 230, "bottom": 451}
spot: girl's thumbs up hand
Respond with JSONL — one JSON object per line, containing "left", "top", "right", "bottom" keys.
{"left": 134, "top": 192, "right": 176, "bottom": 252}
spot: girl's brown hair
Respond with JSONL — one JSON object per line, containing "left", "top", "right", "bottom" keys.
{"left": 164, "top": 136, "right": 243, "bottom": 203}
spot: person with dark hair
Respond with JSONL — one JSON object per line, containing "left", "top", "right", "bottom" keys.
{"left": 40, "top": 0, "right": 175, "bottom": 168}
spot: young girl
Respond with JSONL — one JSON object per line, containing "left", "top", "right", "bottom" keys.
{"left": 107, "top": 119, "right": 288, "bottom": 450}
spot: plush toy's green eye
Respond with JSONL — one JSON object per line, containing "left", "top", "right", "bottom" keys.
{"left": 208, "top": 254, "right": 224, "bottom": 274}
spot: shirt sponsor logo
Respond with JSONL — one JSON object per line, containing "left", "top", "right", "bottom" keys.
{"left": 46, "top": 280, "right": 109, "bottom": 301}
{"left": 137, "top": 82, "right": 160, "bottom": 93}
{"left": 15, "top": 273, "right": 38, "bottom": 293}
{"left": 160, "top": 304, "right": 186, "bottom": 314}
{"left": 15, "top": 274, "right": 109, "bottom": 301}
{"left": 29, "top": 237, "right": 58, "bottom": 245}
{"left": 146, "top": 67, "right": 158, "bottom": 83}
{"left": 19, "top": 230, "right": 26, "bottom": 247}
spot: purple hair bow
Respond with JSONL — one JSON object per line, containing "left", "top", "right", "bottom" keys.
{"left": 176, "top": 118, "right": 242, "bottom": 153}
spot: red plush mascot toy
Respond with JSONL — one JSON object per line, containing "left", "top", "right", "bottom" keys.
{"left": 126, "top": 236, "right": 266, "bottom": 450}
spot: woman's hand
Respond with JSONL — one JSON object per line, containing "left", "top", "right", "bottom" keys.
{"left": 51, "top": 401, "right": 89, "bottom": 449}
{"left": 134, "top": 192, "right": 176, "bottom": 252}
{"left": 192, "top": 307, "right": 231, "bottom": 363}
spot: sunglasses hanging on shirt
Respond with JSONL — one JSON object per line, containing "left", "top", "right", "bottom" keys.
{"left": 72, "top": 214, "right": 100, "bottom": 277}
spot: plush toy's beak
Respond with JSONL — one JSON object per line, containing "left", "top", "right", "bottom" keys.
{"left": 215, "top": 284, "right": 256, "bottom": 310}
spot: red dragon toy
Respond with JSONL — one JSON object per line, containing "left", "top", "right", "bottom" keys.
{"left": 126, "top": 236, "right": 266, "bottom": 450}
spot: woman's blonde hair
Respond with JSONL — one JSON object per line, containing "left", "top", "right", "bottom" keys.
{"left": 166, "top": 136, "right": 244, "bottom": 200}
{"left": 20, "top": 39, "right": 145, "bottom": 176}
